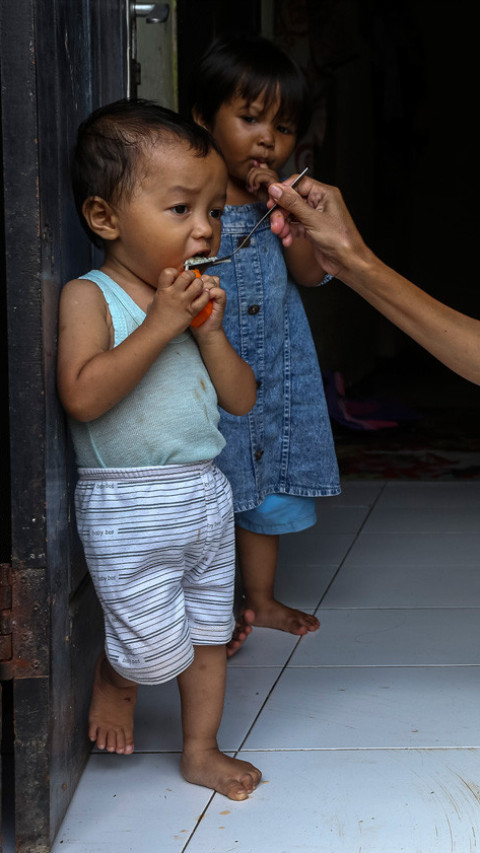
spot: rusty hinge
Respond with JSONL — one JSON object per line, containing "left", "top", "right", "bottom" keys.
{"left": 0, "top": 563, "right": 49, "bottom": 681}
{"left": 0, "top": 563, "right": 13, "bottom": 680}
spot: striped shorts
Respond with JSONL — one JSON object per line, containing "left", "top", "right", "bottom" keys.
{"left": 75, "top": 461, "right": 235, "bottom": 685}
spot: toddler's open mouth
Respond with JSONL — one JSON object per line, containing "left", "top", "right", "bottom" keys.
{"left": 184, "top": 254, "right": 218, "bottom": 271}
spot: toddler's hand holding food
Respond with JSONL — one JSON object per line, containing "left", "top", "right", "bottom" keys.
{"left": 185, "top": 268, "right": 215, "bottom": 327}
{"left": 183, "top": 257, "right": 222, "bottom": 327}
{"left": 147, "top": 267, "right": 206, "bottom": 336}
{"left": 189, "top": 274, "right": 225, "bottom": 336}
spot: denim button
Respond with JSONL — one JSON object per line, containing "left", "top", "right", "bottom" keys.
{"left": 254, "top": 449, "right": 264, "bottom": 461}
{"left": 256, "top": 379, "right": 262, "bottom": 389}
{"left": 248, "top": 304, "right": 260, "bottom": 315}
{"left": 237, "top": 236, "right": 250, "bottom": 248}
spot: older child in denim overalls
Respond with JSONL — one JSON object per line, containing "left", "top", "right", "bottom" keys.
{"left": 189, "top": 35, "right": 340, "bottom": 652}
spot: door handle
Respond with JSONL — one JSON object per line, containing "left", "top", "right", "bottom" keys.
{"left": 131, "top": 3, "right": 170, "bottom": 23}
{"left": 127, "top": 3, "right": 171, "bottom": 97}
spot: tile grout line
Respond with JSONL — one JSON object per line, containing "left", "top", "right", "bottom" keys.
{"left": 180, "top": 641, "right": 306, "bottom": 852}
{"left": 181, "top": 487, "right": 390, "bottom": 847}
{"left": 313, "top": 483, "right": 388, "bottom": 614}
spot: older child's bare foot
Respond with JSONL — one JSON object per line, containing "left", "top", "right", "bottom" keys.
{"left": 226, "top": 607, "right": 255, "bottom": 658}
{"left": 88, "top": 653, "right": 138, "bottom": 755}
{"left": 181, "top": 748, "right": 261, "bottom": 800}
{"left": 250, "top": 600, "right": 319, "bottom": 635}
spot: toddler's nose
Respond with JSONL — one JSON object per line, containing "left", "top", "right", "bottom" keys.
{"left": 192, "top": 215, "right": 213, "bottom": 239}
{"left": 258, "top": 125, "right": 275, "bottom": 148}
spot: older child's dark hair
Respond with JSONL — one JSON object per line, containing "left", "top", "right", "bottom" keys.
{"left": 72, "top": 98, "right": 221, "bottom": 246}
{"left": 188, "top": 34, "right": 312, "bottom": 139}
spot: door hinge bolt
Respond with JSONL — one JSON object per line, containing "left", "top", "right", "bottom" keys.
{"left": 0, "top": 564, "right": 13, "bottom": 678}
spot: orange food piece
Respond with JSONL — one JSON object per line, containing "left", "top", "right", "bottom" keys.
{"left": 190, "top": 300, "right": 214, "bottom": 327}
{"left": 184, "top": 267, "right": 214, "bottom": 328}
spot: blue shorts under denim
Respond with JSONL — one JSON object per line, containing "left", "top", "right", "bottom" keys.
{"left": 235, "top": 493, "right": 317, "bottom": 535}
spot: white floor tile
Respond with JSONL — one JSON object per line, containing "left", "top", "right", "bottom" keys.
{"left": 291, "top": 608, "right": 480, "bottom": 665}
{"left": 50, "top": 482, "right": 480, "bottom": 853}
{"left": 382, "top": 481, "right": 480, "bottom": 507}
{"left": 343, "top": 532, "right": 480, "bottom": 567}
{"left": 363, "top": 504, "right": 480, "bottom": 533}
{"left": 327, "top": 481, "right": 385, "bottom": 506}
{"left": 51, "top": 753, "right": 211, "bottom": 853}
{"left": 274, "top": 560, "right": 340, "bottom": 608}
{"left": 185, "top": 749, "right": 480, "bottom": 853}
{"left": 243, "top": 666, "right": 480, "bottom": 749}
{"left": 278, "top": 532, "right": 355, "bottom": 566}
{"left": 324, "top": 558, "right": 480, "bottom": 607}
{"left": 133, "top": 666, "right": 283, "bottom": 753}
{"left": 314, "top": 504, "right": 371, "bottom": 533}
{"left": 226, "top": 625, "right": 300, "bottom": 667}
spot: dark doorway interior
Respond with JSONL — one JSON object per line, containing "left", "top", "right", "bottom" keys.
{"left": 178, "top": 1, "right": 480, "bottom": 476}
{"left": 297, "top": 1, "right": 480, "bottom": 475}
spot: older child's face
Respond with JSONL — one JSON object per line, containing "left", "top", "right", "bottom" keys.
{"left": 111, "top": 142, "right": 227, "bottom": 286}
{"left": 209, "top": 90, "right": 297, "bottom": 188}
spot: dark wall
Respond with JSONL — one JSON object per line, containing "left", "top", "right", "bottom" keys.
{"left": 177, "top": 0, "right": 261, "bottom": 115}
{"left": 0, "top": 76, "right": 11, "bottom": 563}
{"left": 274, "top": 1, "right": 480, "bottom": 391}
{"left": 179, "top": 0, "right": 479, "bottom": 400}
{"left": 329, "top": 1, "right": 479, "bottom": 313}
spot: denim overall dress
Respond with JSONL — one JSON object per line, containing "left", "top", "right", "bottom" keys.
{"left": 215, "top": 203, "right": 340, "bottom": 514}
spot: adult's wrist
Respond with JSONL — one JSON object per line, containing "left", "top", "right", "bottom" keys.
{"left": 335, "top": 244, "right": 380, "bottom": 289}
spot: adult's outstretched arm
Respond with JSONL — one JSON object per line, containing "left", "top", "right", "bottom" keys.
{"left": 269, "top": 178, "right": 480, "bottom": 385}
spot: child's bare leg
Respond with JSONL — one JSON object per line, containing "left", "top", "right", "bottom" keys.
{"left": 89, "top": 651, "right": 138, "bottom": 755}
{"left": 178, "top": 644, "right": 261, "bottom": 800}
{"left": 236, "top": 527, "right": 320, "bottom": 634}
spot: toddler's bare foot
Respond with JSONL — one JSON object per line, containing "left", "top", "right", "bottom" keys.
{"left": 250, "top": 600, "right": 319, "bottom": 634}
{"left": 88, "top": 652, "right": 138, "bottom": 755}
{"left": 181, "top": 748, "right": 261, "bottom": 800}
{"left": 226, "top": 607, "right": 255, "bottom": 658}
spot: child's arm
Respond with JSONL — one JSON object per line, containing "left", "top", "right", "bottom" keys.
{"left": 247, "top": 165, "right": 331, "bottom": 287}
{"left": 191, "top": 281, "right": 256, "bottom": 415}
{"left": 57, "top": 268, "right": 210, "bottom": 421}
{"left": 283, "top": 235, "right": 331, "bottom": 287}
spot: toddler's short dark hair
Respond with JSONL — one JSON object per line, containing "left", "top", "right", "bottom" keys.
{"left": 188, "top": 34, "right": 312, "bottom": 139}
{"left": 72, "top": 98, "right": 221, "bottom": 246}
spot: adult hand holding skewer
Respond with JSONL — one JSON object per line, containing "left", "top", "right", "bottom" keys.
{"left": 268, "top": 176, "right": 480, "bottom": 385}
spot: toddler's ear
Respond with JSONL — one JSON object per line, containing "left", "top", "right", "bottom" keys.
{"left": 192, "top": 109, "right": 209, "bottom": 131}
{"left": 82, "top": 196, "right": 119, "bottom": 242}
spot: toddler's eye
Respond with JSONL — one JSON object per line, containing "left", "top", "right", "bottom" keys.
{"left": 277, "top": 125, "right": 294, "bottom": 136}
{"left": 210, "top": 208, "right": 223, "bottom": 220}
{"left": 241, "top": 115, "right": 256, "bottom": 124}
{"left": 171, "top": 204, "right": 188, "bottom": 215}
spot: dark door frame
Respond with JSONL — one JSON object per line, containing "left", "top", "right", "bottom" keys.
{"left": 0, "top": 1, "right": 128, "bottom": 850}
